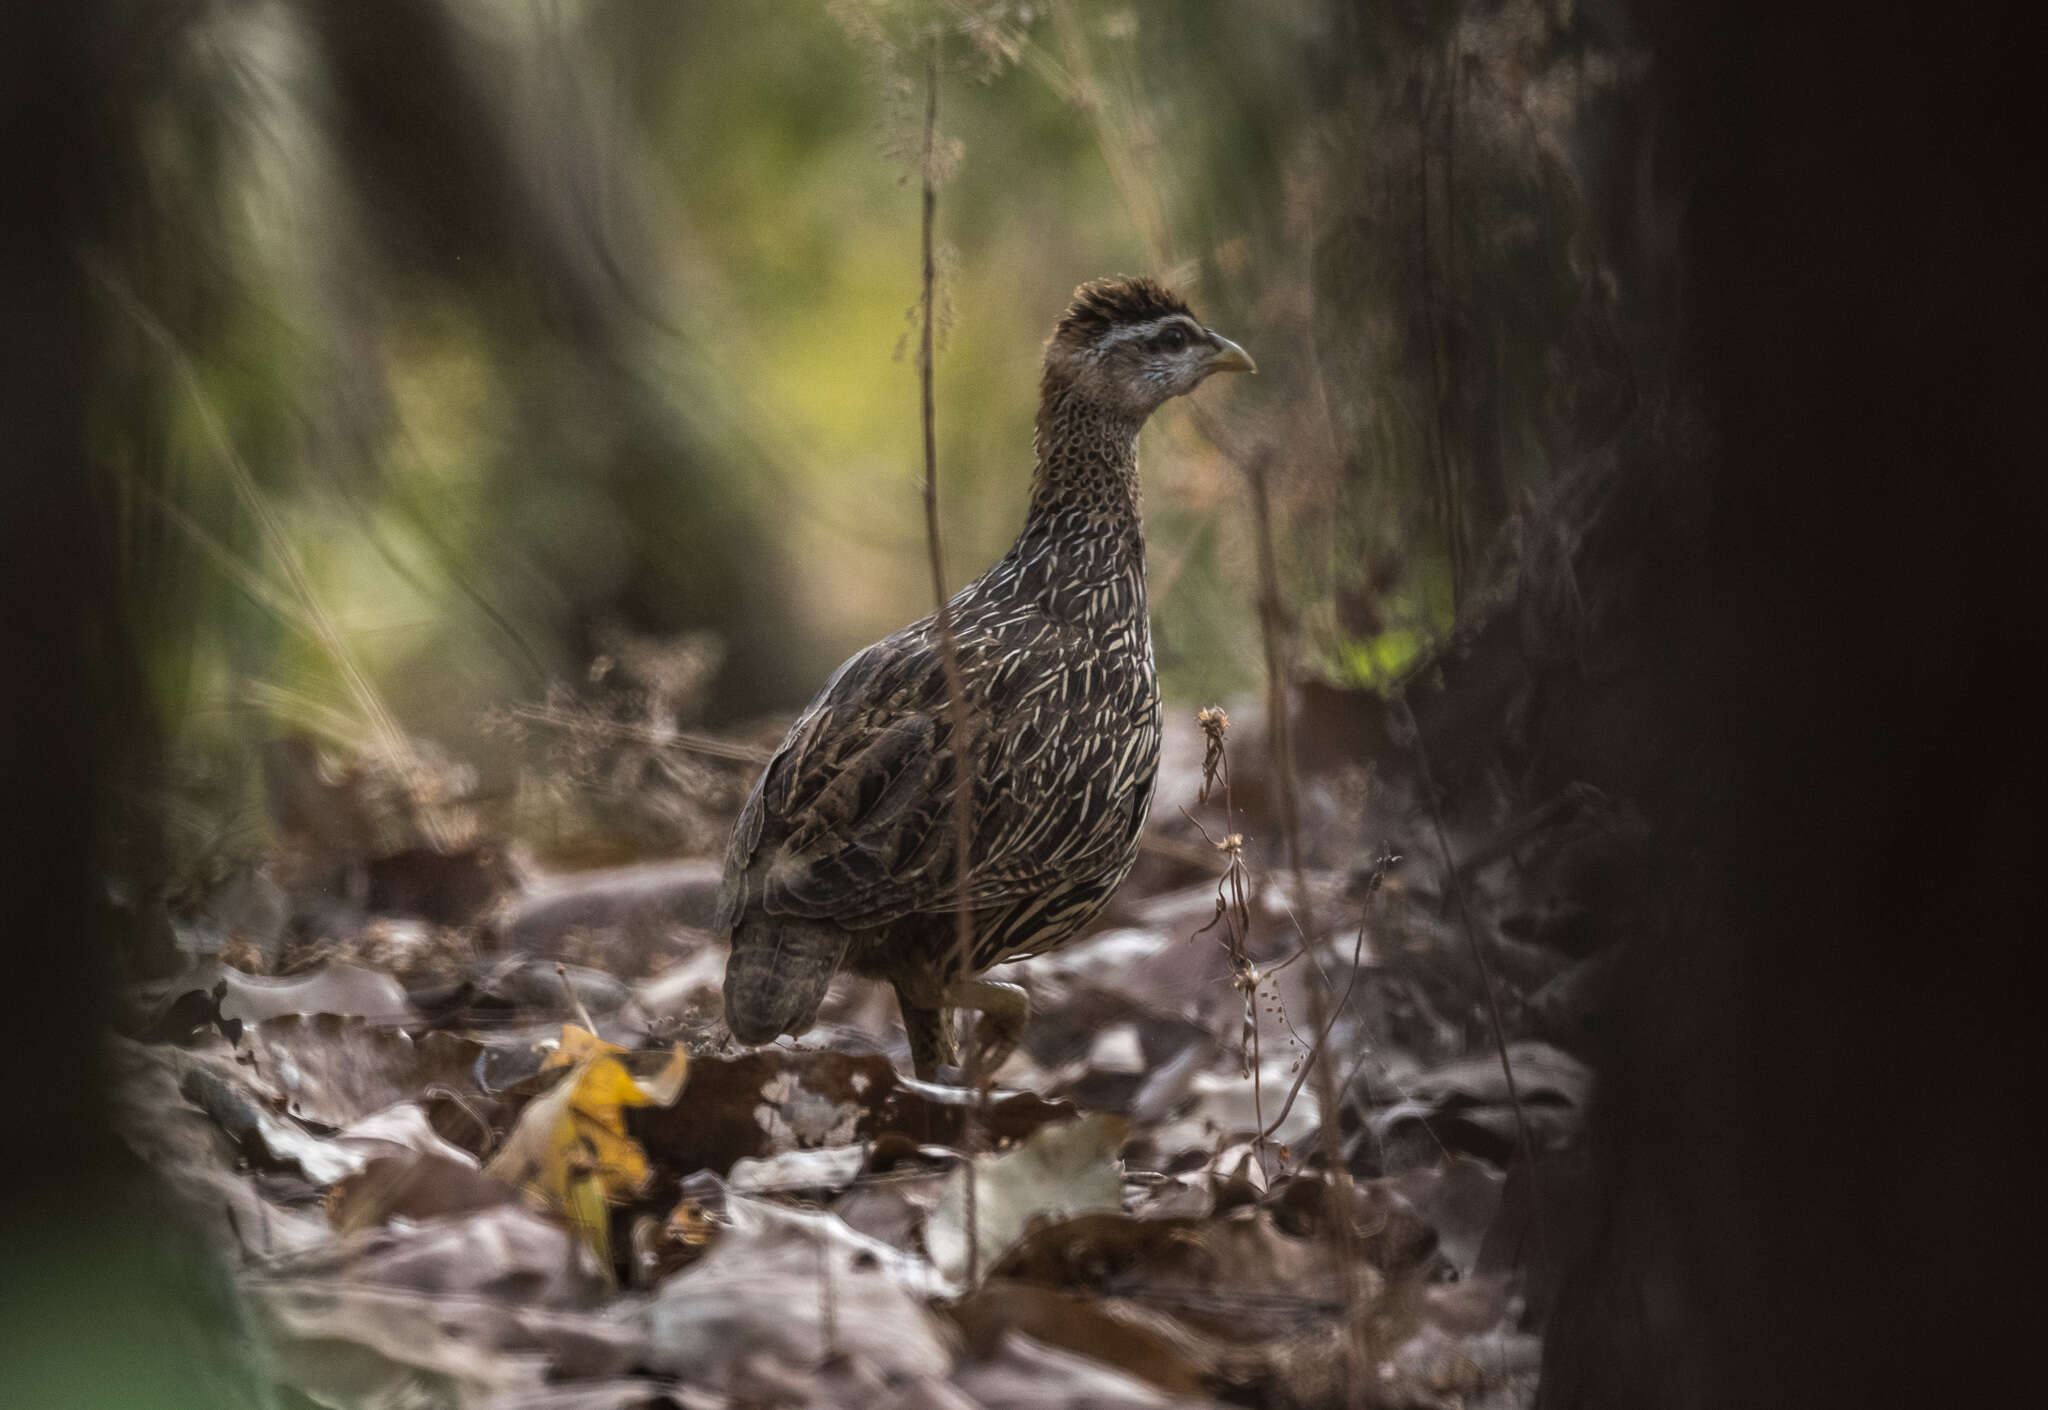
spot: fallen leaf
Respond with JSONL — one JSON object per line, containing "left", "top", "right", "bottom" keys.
{"left": 247, "top": 1279, "right": 547, "bottom": 1407}
{"left": 217, "top": 960, "right": 417, "bottom": 1025}
{"left": 481, "top": 1381, "right": 723, "bottom": 1410}
{"left": 244, "top": 1274, "right": 641, "bottom": 1408}
{"left": 328, "top": 1152, "right": 517, "bottom": 1234}
{"left": 1264, "top": 1171, "right": 1442, "bottom": 1275}
{"left": 727, "top": 1144, "right": 870, "bottom": 1196}
{"left": 665, "top": 1197, "right": 715, "bottom": 1248}
{"left": 179, "top": 1065, "right": 362, "bottom": 1186}
{"left": 951, "top": 1280, "right": 1214, "bottom": 1394}
{"left": 626, "top": 1193, "right": 719, "bottom": 1288}
{"left": 246, "top": 1014, "right": 483, "bottom": 1127}
{"left": 928, "top": 1114, "right": 1128, "bottom": 1285}
{"left": 643, "top": 1194, "right": 956, "bottom": 1388}
{"left": 566, "top": 1160, "right": 615, "bottom": 1266}
{"left": 109, "top": 1037, "right": 331, "bottom": 1257}
{"left": 628, "top": 1049, "right": 1073, "bottom": 1193}
{"left": 1129, "top": 1061, "right": 1320, "bottom": 1169}
{"left": 988, "top": 1207, "right": 1373, "bottom": 1342}
{"left": 1396, "top": 1041, "right": 1593, "bottom": 1109}
{"left": 1385, "top": 1155, "right": 1507, "bottom": 1278}
{"left": 331, "top": 1100, "right": 481, "bottom": 1167}
{"left": 484, "top": 1028, "right": 688, "bottom": 1255}
{"left": 267, "top": 1200, "right": 613, "bottom": 1303}
{"left": 956, "top": 1331, "right": 1234, "bottom": 1409}
{"left": 1369, "top": 1040, "right": 1592, "bottom": 1166}
{"left": 830, "top": 1144, "right": 955, "bottom": 1252}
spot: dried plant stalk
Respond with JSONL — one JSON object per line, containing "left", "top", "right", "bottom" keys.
{"left": 909, "top": 31, "right": 984, "bottom": 1287}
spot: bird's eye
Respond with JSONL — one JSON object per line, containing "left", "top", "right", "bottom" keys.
{"left": 1157, "top": 326, "right": 1189, "bottom": 353}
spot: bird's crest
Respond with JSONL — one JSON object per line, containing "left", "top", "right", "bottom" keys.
{"left": 1054, "top": 276, "right": 1194, "bottom": 346}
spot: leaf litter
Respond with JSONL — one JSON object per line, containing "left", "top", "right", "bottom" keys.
{"left": 112, "top": 699, "right": 1612, "bottom": 1408}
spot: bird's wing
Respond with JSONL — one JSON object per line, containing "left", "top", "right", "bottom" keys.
{"left": 717, "top": 616, "right": 1157, "bottom": 931}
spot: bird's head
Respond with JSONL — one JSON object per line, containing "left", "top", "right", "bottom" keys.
{"left": 1043, "top": 276, "right": 1255, "bottom": 418}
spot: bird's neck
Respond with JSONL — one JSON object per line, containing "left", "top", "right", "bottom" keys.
{"left": 1024, "top": 375, "right": 1146, "bottom": 535}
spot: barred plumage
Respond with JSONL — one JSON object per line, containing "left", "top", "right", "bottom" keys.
{"left": 717, "top": 277, "right": 1254, "bottom": 1079}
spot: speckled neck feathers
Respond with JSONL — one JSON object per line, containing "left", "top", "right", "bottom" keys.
{"left": 1026, "top": 372, "right": 1146, "bottom": 537}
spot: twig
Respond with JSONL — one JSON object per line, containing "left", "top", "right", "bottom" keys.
{"left": 1187, "top": 711, "right": 1265, "bottom": 1157}
{"left": 911, "top": 30, "right": 984, "bottom": 1285}
{"left": 1306, "top": 981, "right": 1371, "bottom": 1409}
{"left": 496, "top": 700, "right": 772, "bottom": 766}
{"left": 555, "top": 962, "right": 598, "bottom": 1033}
{"left": 1138, "top": 831, "right": 1239, "bottom": 871}
{"left": 1391, "top": 689, "right": 1547, "bottom": 1255}
{"left": 915, "top": 34, "right": 975, "bottom": 1009}
{"left": 1258, "top": 855, "right": 1392, "bottom": 1143}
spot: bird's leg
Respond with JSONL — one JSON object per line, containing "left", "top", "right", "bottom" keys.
{"left": 947, "top": 977, "right": 1030, "bottom": 1084}
{"left": 894, "top": 979, "right": 957, "bottom": 1081}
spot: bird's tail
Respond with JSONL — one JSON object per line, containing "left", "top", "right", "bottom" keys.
{"left": 722, "top": 917, "right": 849, "bottom": 1046}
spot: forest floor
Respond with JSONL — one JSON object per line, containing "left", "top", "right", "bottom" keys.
{"left": 114, "top": 685, "right": 1606, "bottom": 1409}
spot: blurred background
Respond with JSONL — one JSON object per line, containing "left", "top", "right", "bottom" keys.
{"left": 85, "top": 0, "right": 1651, "bottom": 878}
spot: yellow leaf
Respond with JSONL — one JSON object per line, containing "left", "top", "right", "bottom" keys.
{"left": 563, "top": 1161, "right": 613, "bottom": 1274}
{"left": 574, "top": 1053, "right": 654, "bottom": 1123}
{"left": 483, "top": 1041, "right": 690, "bottom": 1261}
{"left": 543, "top": 1024, "right": 627, "bottom": 1071}
{"left": 635, "top": 1045, "right": 690, "bottom": 1106}
{"left": 569, "top": 1103, "right": 649, "bottom": 1193}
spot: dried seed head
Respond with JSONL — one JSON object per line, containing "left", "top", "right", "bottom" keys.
{"left": 1196, "top": 706, "right": 1231, "bottom": 803}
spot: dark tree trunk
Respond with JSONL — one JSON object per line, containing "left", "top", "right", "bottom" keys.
{"left": 1541, "top": 5, "right": 2046, "bottom": 1407}
{"left": 0, "top": 0, "right": 129, "bottom": 1214}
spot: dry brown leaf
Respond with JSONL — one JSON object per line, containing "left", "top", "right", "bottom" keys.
{"left": 268, "top": 1201, "right": 613, "bottom": 1306}
{"left": 217, "top": 959, "right": 417, "bottom": 1025}
{"left": 246, "top": 1014, "right": 484, "bottom": 1127}
{"left": 956, "top": 1331, "right": 1233, "bottom": 1409}
{"left": 951, "top": 1280, "right": 1215, "bottom": 1394}
{"left": 928, "top": 1114, "right": 1128, "bottom": 1285}
{"left": 327, "top": 1152, "right": 518, "bottom": 1234}
{"left": 628, "top": 1048, "right": 1074, "bottom": 1190}
{"left": 643, "top": 1196, "right": 957, "bottom": 1388}
{"left": 988, "top": 1207, "right": 1379, "bottom": 1343}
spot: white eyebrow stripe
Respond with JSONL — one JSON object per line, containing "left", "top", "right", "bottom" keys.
{"left": 1096, "top": 315, "right": 1204, "bottom": 350}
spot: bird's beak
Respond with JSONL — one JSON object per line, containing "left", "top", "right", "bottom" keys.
{"left": 1204, "top": 333, "right": 1257, "bottom": 375}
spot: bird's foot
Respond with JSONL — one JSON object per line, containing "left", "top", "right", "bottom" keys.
{"left": 947, "top": 977, "right": 1029, "bottom": 1086}
{"left": 895, "top": 977, "right": 1029, "bottom": 1084}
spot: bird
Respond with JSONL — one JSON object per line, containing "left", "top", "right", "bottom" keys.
{"left": 716, "top": 276, "right": 1255, "bottom": 1080}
